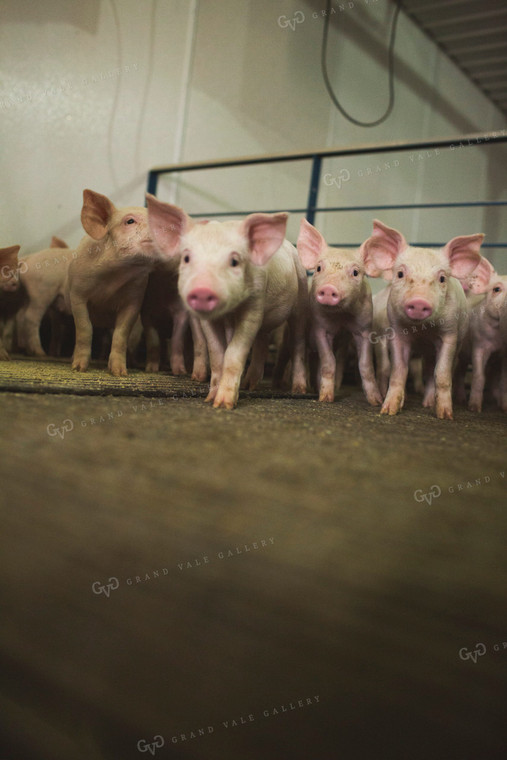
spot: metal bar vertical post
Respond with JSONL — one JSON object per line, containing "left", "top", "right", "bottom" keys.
{"left": 146, "top": 170, "right": 159, "bottom": 201}
{"left": 306, "top": 155, "right": 322, "bottom": 225}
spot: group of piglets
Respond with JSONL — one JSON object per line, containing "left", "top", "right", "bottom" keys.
{"left": 1, "top": 188, "right": 505, "bottom": 419}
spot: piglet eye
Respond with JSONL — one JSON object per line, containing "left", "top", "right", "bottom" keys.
{"left": 316, "top": 265, "right": 321, "bottom": 273}
{"left": 397, "top": 270, "right": 404, "bottom": 279}
{"left": 493, "top": 286, "right": 501, "bottom": 292}
{"left": 439, "top": 275, "right": 446, "bottom": 283}
{"left": 230, "top": 253, "right": 240, "bottom": 267}
{"left": 353, "top": 269, "right": 359, "bottom": 277}
{"left": 183, "top": 253, "right": 190, "bottom": 264}
{"left": 126, "top": 218, "right": 135, "bottom": 225}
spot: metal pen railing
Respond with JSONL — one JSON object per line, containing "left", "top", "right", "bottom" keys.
{"left": 146, "top": 131, "right": 507, "bottom": 251}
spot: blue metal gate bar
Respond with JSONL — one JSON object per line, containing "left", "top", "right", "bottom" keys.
{"left": 146, "top": 130, "right": 507, "bottom": 251}
{"left": 178, "top": 200, "right": 507, "bottom": 219}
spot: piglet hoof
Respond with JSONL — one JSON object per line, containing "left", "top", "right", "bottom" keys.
{"left": 380, "top": 404, "right": 399, "bottom": 416}
{"left": 27, "top": 348, "right": 47, "bottom": 358}
{"left": 145, "top": 362, "right": 160, "bottom": 373}
{"left": 366, "top": 388, "right": 383, "bottom": 406}
{"left": 380, "top": 391, "right": 404, "bottom": 415}
{"left": 468, "top": 400, "right": 482, "bottom": 413}
{"left": 292, "top": 382, "right": 307, "bottom": 395}
{"left": 108, "top": 358, "right": 128, "bottom": 377}
{"left": 318, "top": 391, "right": 335, "bottom": 403}
{"left": 213, "top": 399, "right": 236, "bottom": 410}
{"left": 213, "top": 394, "right": 237, "bottom": 410}
{"left": 191, "top": 368, "right": 208, "bottom": 383}
{"left": 436, "top": 404, "right": 454, "bottom": 420}
{"left": 72, "top": 358, "right": 89, "bottom": 372}
{"left": 413, "top": 381, "right": 425, "bottom": 395}
{"left": 171, "top": 363, "right": 187, "bottom": 377}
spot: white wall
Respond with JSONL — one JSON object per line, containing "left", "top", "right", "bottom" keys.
{"left": 1, "top": 0, "right": 506, "bottom": 271}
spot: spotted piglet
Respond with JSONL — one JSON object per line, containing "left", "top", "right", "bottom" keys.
{"left": 363, "top": 220, "right": 483, "bottom": 419}
{"left": 297, "top": 218, "right": 382, "bottom": 405}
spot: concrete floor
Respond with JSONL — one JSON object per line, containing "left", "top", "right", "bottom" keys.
{"left": 1, "top": 358, "right": 506, "bottom": 760}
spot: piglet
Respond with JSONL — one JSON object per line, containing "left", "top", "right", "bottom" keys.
{"left": 465, "top": 257, "right": 507, "bottom": 412}
{"left": 372, "top": 287, "right": 426, "bottom": 398}
{"left": 500, "top": 300, "right": 507, "bottom": 413}
{"left": 141, "top": 260, "right": 208, "bottom": 380}
{"left": 363, "top": 220, "right": 483, "bottom": 419}
{"left": 68, "top": 189, "right": 159, "bottom": 376}
{"left": 146, "top": 195, "right": 307, "bottom": 409}
{"left": 0, "top": 245, "right": 23, "bottom": 359}
{"left": 17, "top": 240, "right": 75, "bottom": 356}
{"left": 297, "top": 218, "right": 381, "bottom": 404}
{"left": 453, "top": 255, "right": 494, "bottom": 405}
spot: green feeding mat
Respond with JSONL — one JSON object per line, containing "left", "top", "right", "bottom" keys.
{"left": 0, "top": 356, "right": 315, "bottom": 399}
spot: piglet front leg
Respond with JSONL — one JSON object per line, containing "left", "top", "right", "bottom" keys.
{"left": 169, "top": 307, "right": 189, "bottom": 376}
{"left": 189, "top": 316, "right": 208, "bottom": 382}
{"left": 71, "top": 298, "right": 93, "bottom": 372}
{"left": 500, "top": 353, "right": 507, "bottom": 413}
{"left": 353, "top": 331, "right": 383, "bottom": 406}
{"left": 144, "top": 323, "right": 161, "bottom": 373}
{"left": 434, "top": 335, "right": 459, "bottom": 419}
{"left": 381, "top": 334, "right": 411, "bottom": 415}
{"left": 108, "top": 300, "right": 145, "bottom": 377}
{"left": 315, "top": 328, "right": 336, "bottom": 402}
{"left": 213, "top": 307, "right": 263, "bottom": 409}
{"left": 241, "top": 331, "right": 270, "bottom": 391}
{"left": 468, "top": 344, "right": 492, "bottom": 413}
{"left": 0, "top": 337, "right": 10, "bottom": 361}
{"left": 201, "top": 320, "right": 227, "bottom": 404}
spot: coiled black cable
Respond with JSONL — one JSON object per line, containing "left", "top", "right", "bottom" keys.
{"left": 321, "top": 0, "right": 402, "bottom": 127}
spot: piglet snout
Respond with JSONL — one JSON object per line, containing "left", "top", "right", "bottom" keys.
{"left": 316, "top": 285, "right": 341, "bottom": 306}
{"left": 187, "top": 287, "right": 219, "bottom": 313}
{"left": 404, "top": 298, "right": 433, "bottom": 320}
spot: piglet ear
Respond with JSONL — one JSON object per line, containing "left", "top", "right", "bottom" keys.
{"left": 443, "top": 233, "right": 484, "bottom": 279}
{"left": 467, "top": 253, "right": 495, "bottom": 295}
{"left": 81, "top": 189, "right": 116, "bottom": 240}
{"left": 146, "top": 194, "right": 191, "bottom": 257}
{"left": 241, "top": 212, "right": 288, "bottom": 266}
{"left": 360, "top": 219, "right": 407, "bottom": 279}
{"left": 50, "top": 236, "right": 68, "bottom": 249}
{"left": 297, "top": 218, "right": 327, "bottom": 270}
{"left": 0, "top": 245, "right": 21, "bottom": 271}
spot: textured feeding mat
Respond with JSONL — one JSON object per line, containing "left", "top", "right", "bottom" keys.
{"left": 0, "top": 355, "right": 315, "bottom": 399}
